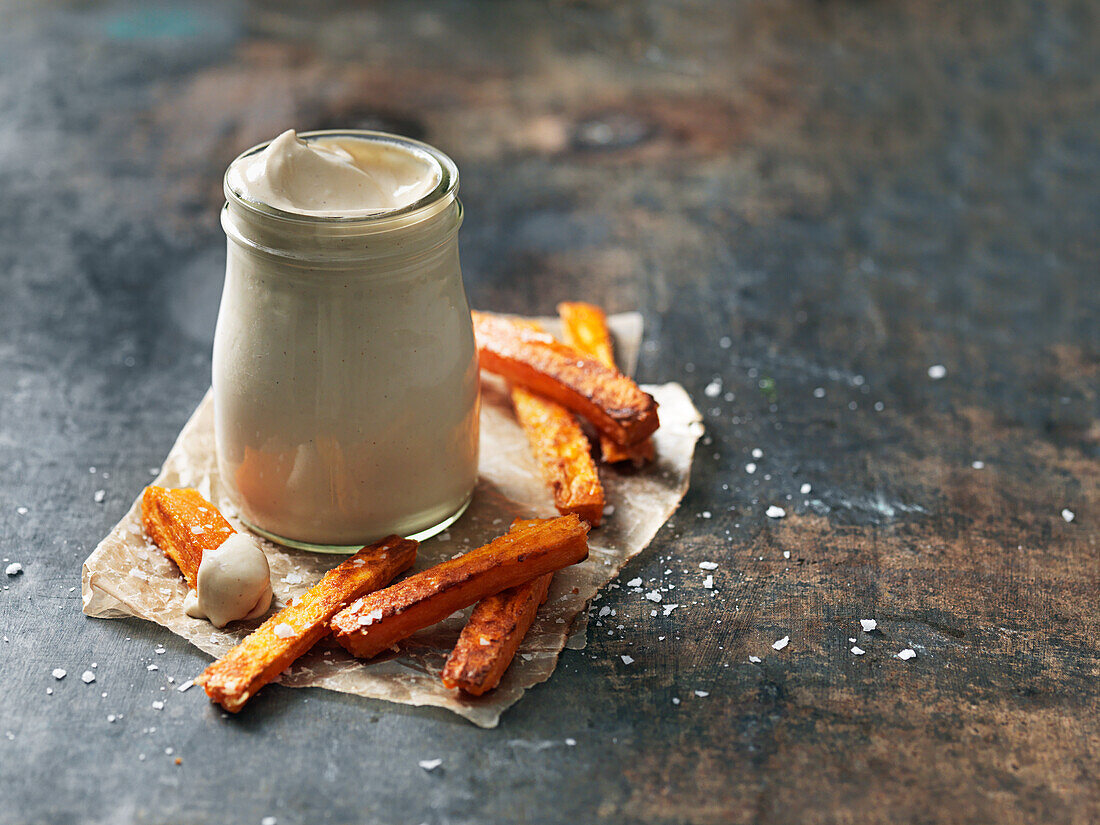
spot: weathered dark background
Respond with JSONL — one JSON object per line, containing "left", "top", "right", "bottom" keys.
{"left": 1, "top": 1, "right": 1096, "bottom": 823}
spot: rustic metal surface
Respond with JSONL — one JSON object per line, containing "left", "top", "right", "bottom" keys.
{"left": 0, "top": 1, "right": 1096, "bottom": 823}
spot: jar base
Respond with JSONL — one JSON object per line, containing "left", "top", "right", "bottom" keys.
{"left": 240, "top": 493, "right": 473, "bottom": 555}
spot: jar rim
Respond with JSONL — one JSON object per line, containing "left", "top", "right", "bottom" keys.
{"left": 223, "top": 129, "right": 459, "bottom": 227}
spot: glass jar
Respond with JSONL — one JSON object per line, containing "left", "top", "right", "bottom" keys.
{"left": 214, "top": 131, "right": 479, "bottom": 551}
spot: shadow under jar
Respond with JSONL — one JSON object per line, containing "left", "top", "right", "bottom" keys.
{"left": 214, "top": 131, "right": 479, "bottom": 551}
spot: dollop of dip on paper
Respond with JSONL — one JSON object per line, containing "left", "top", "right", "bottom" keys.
{"left": 183, "top": 533, "right": 273, "bottom": 628}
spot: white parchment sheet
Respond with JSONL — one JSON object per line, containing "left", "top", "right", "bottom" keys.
{"left": 82, "top": 313, "right": 703, "bottom": 727}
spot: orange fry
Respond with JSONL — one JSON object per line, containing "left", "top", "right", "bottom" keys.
{"left": 472, "top": 311, "right": 659, "bottom": 447}
{"left": 507, "top": 319, "right": 603, "bottom": 525}
{"left": 141, "top": 486, "right": 236, "bottom": 588}
{"left": 195, "top": 535, "right": 417, "bottom": 712}
{"left": 331, "top": 516, "right": 589, "bottom": 660}
{"left": 441, "top": 572, "right": 552, "bottom": 695}
{"left": 558, "top": 301, "right": 656, "bottom": 465}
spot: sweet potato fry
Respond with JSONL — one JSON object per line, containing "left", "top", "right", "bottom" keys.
{"left": 511, "top": 381, "right": 604, "bottom": 525}
{"left": 507, "top": 318, "right": 602, "bottom": 524}
{"left": 195, "top": 535, "right": 417, "bottom": 712}
{"left": 441, "top": 572, "right": 552, "bottom": 695}
{"left": 558, "top": 302, "right": 656, "bottom": 465}
{"left": 331, "top": 516, "right": 590, "bottom": 660}
{"left": 472, "top": 311, "right": 659, "bottom": 447}
{"left": 141, "top": 486, "right": 236, "bottom": 588}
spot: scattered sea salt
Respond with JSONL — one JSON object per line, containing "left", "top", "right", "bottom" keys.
{"left": 262, "top": 818, "right": 277, "bottom": 825}
{"left": 782, "top": 550, "right": 790, "bottom": 559}
{"left": 699, "top": 561, "right": 718, "bottom": 570}
{"left": 851, "top": 646, "right": 865, "bottom": 656}
{"left": 81, "top": 671, "right": 96, "bottom": 684}
{"left": 694, "top": 690, "right": 709, "bottom": 698}
{"left": 620, "top": 655, "right": 634, "bottom": 665}
{"left": 598, "top": 606, "right": 611, "bottom": 618}
{"left": 357, "top": 609, "right": 383, "bottom": 626}
{"left": 5, "top": 563, "right": 23, "bottom": 576}
{"left": 765, "top": 506, "right": 786, "bottom": 519}
{"left": 107, "top": 714, "right": 116, "bottom": 723}
{"left": 772, "top": 636, "right": 789, "bottom": 651}
{"left": 971, "top": 461, "right": 984, "bottom": 469}
{"left": 813, "top": 387, "right": 826, "bottom": 398}
{"left": 146, "top": 664, "right": 158, "bottom": 671}
{"left": 645, "top": 590, "right": 662, "bottom": 603}
{"left": 672, "top": 697, "right": 680, "bottom": 705}
{"left": 860, "top": 619, "right": 877, "bottom": 632}
{"left": 703, "top": 575, "right": 713, "bottom": 589}
{"left": 94, "top": 490, "right": 106, "bottom": 503}
{"left": 418, "top": 758, "right": 442, "bottom": 771}
{"left": 719, "top": 336, "right": 731, "bottom": 348}
{"left": 748, "top": 656, "right": 761, "bottom": 664}
{"left": 662, "top": 604, "right": 679, "bottom": 616}
{"left": 800, "top": 483, "right": 812, "bottom": 494}
{"left": 1061, "top": 509, "right": 1075, "bottom": 523}
{"left": 626, "top": 577, "right": 642, "bottom": 587}
{"left": 152, "top": 701, "right": 164, "bottom": 710}
{"left": 16, "top": 507, "right": 27, "bottom": 515}
{"left": 700, "top": 511, "right": 712, "bottom": 519}
{"left": 602, "top": 504, "right": 615, "bottom": 517}
{"left": 927, "top": 364, "right": 946, "bottom": 380}
{"left": 52, "top": 669, "right": 66, "bottom": 680}
{"left": 751, "top": 448, "right": 763, "bottom": 459}
{"left": 177, "top": 680, "right": 194, "bottom": 693}
{"left": 897, "top": 649, "right": 916, "bottom": 660}
{"left": 273, "top": 623, "right": 296, "bottom": 639}
{"left": 565, "top": 738, "right": 576, "bottom": 746}
{"left": 745, "top": 463, "right": 757, "bottom": 474}
{"left": 704, "top": 380, "right": 722, "bottom": 398}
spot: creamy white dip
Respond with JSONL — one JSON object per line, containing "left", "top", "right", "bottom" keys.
{"left": 184, "top": 533, "right": 273, "bottom": 628}
{"left": 226, "top": 129, "right": 440, "bottom": 216}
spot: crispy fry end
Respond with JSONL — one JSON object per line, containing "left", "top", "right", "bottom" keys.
{"left": 331, "top": 516, "right": 589, "bottom": 660}
{"left": 195, "top": 536, "right": 417, "bottom": 712}
{"left": 472, "top": 311, "right": 659, "bottom": 447}
{"left": 442, "top": 572, "right": 552, "bottom": 695}
{"left": 141, "top": 486, "right": 236, "bottom": 588}
{"left": 557, "top": 301, "right": 656, "bottom": 466}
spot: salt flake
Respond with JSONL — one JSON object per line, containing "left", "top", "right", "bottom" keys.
{"left": 851, "top": 646, "right": 865, "bottom": 655}
{"left": 272, "top": 623, "right": 296, "bottom": 639}
{"left": 897, "top": 648, "right": 916, "bottom": 660}
{"left": 81, "top": 671, "right": 96, "bottom": 684}
{"left": 418, "top": 758, "right": 442, "bottom": 771}
{"left": 645, "top": 590, "right": 662, "bottom": 603}
{"left": 94, "top": 489, "right": 106, "bottom": 503}
{"left": 699, "top": 562, "right": 718, "bottom": 570}
{"left": 860, "top": 619, "right": 877, "bottom": 632}
{"left": 1061, "top": 509, "right": 1075, "bottom": 523}
{"left": 766, "top": 506, "right": 786, "bottom": 519}
{"left": 927, "top": 364, "right": 947, "bottom": 380}
{"left": 5, "top": 563, "right": 23, "bottom": 576}
{"left": 620, "top": 655, "right": 634, "bottom": 665}
{"left": 52, "top": 668, "right": 66, "bottom": 680}
{"left": 772, "top": 636, "right": 789, "bottom": 651}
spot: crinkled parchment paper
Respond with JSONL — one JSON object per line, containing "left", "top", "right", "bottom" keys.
{"left": 81, "top": 313, "right": 703, "bottom": 727}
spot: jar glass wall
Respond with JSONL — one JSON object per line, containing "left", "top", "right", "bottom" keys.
{"left": 214, "top": 131, "right": 479, "bottom": 551}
